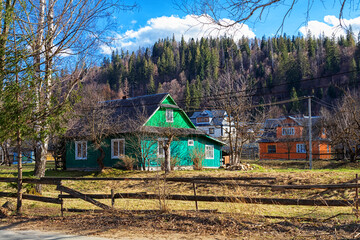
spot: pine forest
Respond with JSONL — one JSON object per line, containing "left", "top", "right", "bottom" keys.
{"left": 88, "top": 31, "right": 359, "bottom": 114}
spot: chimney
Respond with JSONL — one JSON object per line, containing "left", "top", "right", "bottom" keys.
{"left": 122, "top": 96, "right": 127, "bottom": 100}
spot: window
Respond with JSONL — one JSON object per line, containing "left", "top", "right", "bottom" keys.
{"left": 75, "top": 141, "right": 87, "bottom": 160}
{"left": 158, "top": 139, "right": 168, "bottom": 158}
{"left": 111, "top": 139, "right": 125, "bottom": 159}
{"left": 282, "top": 127, "right": 295, "bottom": 136}
{"left": 209, "top": 128, "right": 215, "bottom": 134}
{"left": 327, "top": 144, "right": 330, "bottom": 153}
{"left": 166, "top": 109, "right": 173, "bottom": 122}
{"left": 267, "top": 145, "right": 276, "bottom": 153}
{"left": 197, "top": 117, "right": 209, "bottom": 123}
{"left": 188, "top": 139, "right": 194, "bottom": 146}
{"left": 296, "top": 144, "right": 306, "bottom": 153}
{"left": 205, "top": 145, "right": 214, "bottom": 159}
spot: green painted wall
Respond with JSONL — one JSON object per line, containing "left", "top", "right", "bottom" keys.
{"left": 66, "top": 94, "right": 222, "bottom": 170}
{"left": 145, "top": 108, "right": 194, "bottom": 129}
{"left": 66, "top": 135, "right": 222, "bottom": 169}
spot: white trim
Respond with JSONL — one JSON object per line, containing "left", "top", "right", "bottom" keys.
{"left": 205, "top": 145, "right": 214, "bottom": 159}
{"left": 75, "top": 141, "right": 87, "bottom": 160}
{"left": 166, "top": 109, "right": 174, "bottom": 123}
{"left": 111, "top": 138, "right": 125, "bottom": 159}
{"left": 142, "top": 106, "right": 160, "bottom": 126}
{"left": 188, "top": 139, "right": 194, "bottom": 146}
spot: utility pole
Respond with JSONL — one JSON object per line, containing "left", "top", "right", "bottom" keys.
{"left": 308, "top": 96, "right": 312, "bottom": 170}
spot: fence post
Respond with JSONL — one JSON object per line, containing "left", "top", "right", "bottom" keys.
{"left": 60, "top": 190, "right": 64, "bottom": 217}
{"left": 193, "top": 182, "right": 198, "bottom": 211}
{"left": 111, "top": 189, "right": 115, "bottom": 208}
{"left": 356, "top": 174, "right": 359, "bottom": 221}
{"left": 59, "top": 180, "right": 64, "bottom": 217}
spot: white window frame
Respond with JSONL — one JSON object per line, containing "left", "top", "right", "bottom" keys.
{"left": 188, "top": 139, "right": 194, "bottom": 146}
{"left": 111, "top": 139, "right": 125, "bottom": 159}
{"left": 282, "top": 127, "right": 295, "bottom": 136}
{"left": 158, "top": 138, "right": 168, "bottom": 158}
{"left": 205, "top": 145, "right": 214, "bottom": 159}
{"left": 296, "top": 143, "right": 306, "bottom": 153}
{"left": 166, "top": 109, "right": 173, "bottom": 123}
{"left": 75, "top": 141, "right": 87, "bottom": 160}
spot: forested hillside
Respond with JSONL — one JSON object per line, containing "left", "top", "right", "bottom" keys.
{"left": 87, "top": 31, "right": 360, "bottom": 114}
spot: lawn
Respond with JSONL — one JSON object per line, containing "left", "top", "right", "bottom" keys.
{"left": 0, "top": 159, "right": 359, "bottom": 239}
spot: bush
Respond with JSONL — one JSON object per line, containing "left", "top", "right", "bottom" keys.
{"left": 190, "top": 147, "right": 205, "bottom": 170}
{"left": 114, "top": 156, "right": 136, "bottom": 170}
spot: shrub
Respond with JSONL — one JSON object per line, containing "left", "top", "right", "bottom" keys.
{"left": 190, "top": 147, "right": 205, "bottom": 170}
{"left": 114, "top": 156, "right": 136, "bottom": 170}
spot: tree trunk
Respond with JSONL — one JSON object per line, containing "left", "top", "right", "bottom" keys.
{"left": 164, "top": 146, "right": 171, "bottom": 173}
{"left": 97, "top": 146, "right": 105, "bottom": 171}
{"left": 16, "top": 132, "right": 22, "bottom": 215}
{"left": 34, "top": 137, "right": 48, "bottom": 193}
{"left": 1, "top": 141, "right": 11, "bottom": 166}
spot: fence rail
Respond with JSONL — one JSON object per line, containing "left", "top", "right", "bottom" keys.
{"left": 0, "top": 176, "right": 358, "bottom": 217}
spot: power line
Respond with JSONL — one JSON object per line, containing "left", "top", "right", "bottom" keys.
{"left": 175, "top": 69, "right": 360, "bottom": 105}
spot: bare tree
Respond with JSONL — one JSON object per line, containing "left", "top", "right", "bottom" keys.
{"left": 14, "top": 0, "right": 136, "bottom": 183}
{"left": 177, "top": 0, "right": 352, "bottom": 33}
{"left": 322, "top": 90, "right": 360, "bottom": 162}
{"left": 211, "top": 71, "right": 264, "bottom": 165}
{"left": 126, "top": 112, "right": 159, "bottom": 171}
{"left": 69, "top": 83, "right": 124, "bottom": 171}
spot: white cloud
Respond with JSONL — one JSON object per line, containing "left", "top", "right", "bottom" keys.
{"left": 131, "top": 20, "right": 137, "bottom": 24}
{"left": 299, "top": 15, "right": 360, "bottom": 38}
{"left": 101, "top": 15, "right": 255, "bottom": 54}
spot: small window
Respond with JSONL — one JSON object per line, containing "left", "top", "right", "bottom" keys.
{"left": 327, "top": 144, "right": 330, "bottom": 153}
{"left": 197, "top": 117, "right": 209, "bottom": 123}
{"left": 188, "top": 139, "right": 194, "bottom": 146}
{"left": 296, "top": 144, "right": 306, "bottom": 153}
{"left": 267, "top": 145, "right": 276, "bottom": 153}
{"left": 166, "top": 109, "right": 173, "bottom": 122}
{"left": 209, "top": 128, "right": 214, "bottom": 134}
{"left": 205, "top": 145, "right": 214, "bottom": 159}
{"left": 75, "top": 141, "right": 87, "bottom": 160}
{"left": 111, "top": 139, "right": 125, "bottom": 159}
{"left": 158, "top": 139, "right": 168, "bottom": 158}
{"left": 282, "top": 127, "right": 295, "bottom": 136}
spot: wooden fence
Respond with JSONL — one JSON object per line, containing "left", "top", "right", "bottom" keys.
{"left": 0, "top": 175, "right": 359, "bottom": 218}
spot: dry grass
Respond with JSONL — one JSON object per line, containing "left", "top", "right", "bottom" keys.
{"left": 0, "top": 160, "right": 359, "bottom": 238}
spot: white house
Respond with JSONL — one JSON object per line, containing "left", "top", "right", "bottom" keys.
{"left": 190, "top": 110, "right": 233, "bottom": 140}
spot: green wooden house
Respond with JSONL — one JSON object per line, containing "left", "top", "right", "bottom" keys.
{"left": 65, "top": 93, "right": 224, "bottom": 170}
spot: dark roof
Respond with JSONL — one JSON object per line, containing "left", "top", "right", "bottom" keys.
{"left": 67, "top": 93, "right": 172, "bottom": 138}
{"left": 66, "top": 93, "right": 224, "bottom": 146}
{"left": 103, "top": 93, "right": 171, "bottom": 126}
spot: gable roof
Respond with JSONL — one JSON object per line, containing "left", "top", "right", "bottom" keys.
{"left": 67, "top": 93, "right": 223, "bottom": 145}
{"left": 103, "top": 93, "right": 171, "bottom": 126}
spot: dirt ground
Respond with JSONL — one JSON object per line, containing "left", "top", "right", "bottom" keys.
{"left": 1, "top": 210, "right": 359, "bottom": 239}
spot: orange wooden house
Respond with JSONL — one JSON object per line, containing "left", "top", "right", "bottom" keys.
{"left": 259, "top": 116, "right": 331, "bottom": 160}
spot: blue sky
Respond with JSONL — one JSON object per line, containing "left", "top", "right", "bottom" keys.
{"left": 101, "top": 0, "right": 360, "bottom": 54}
